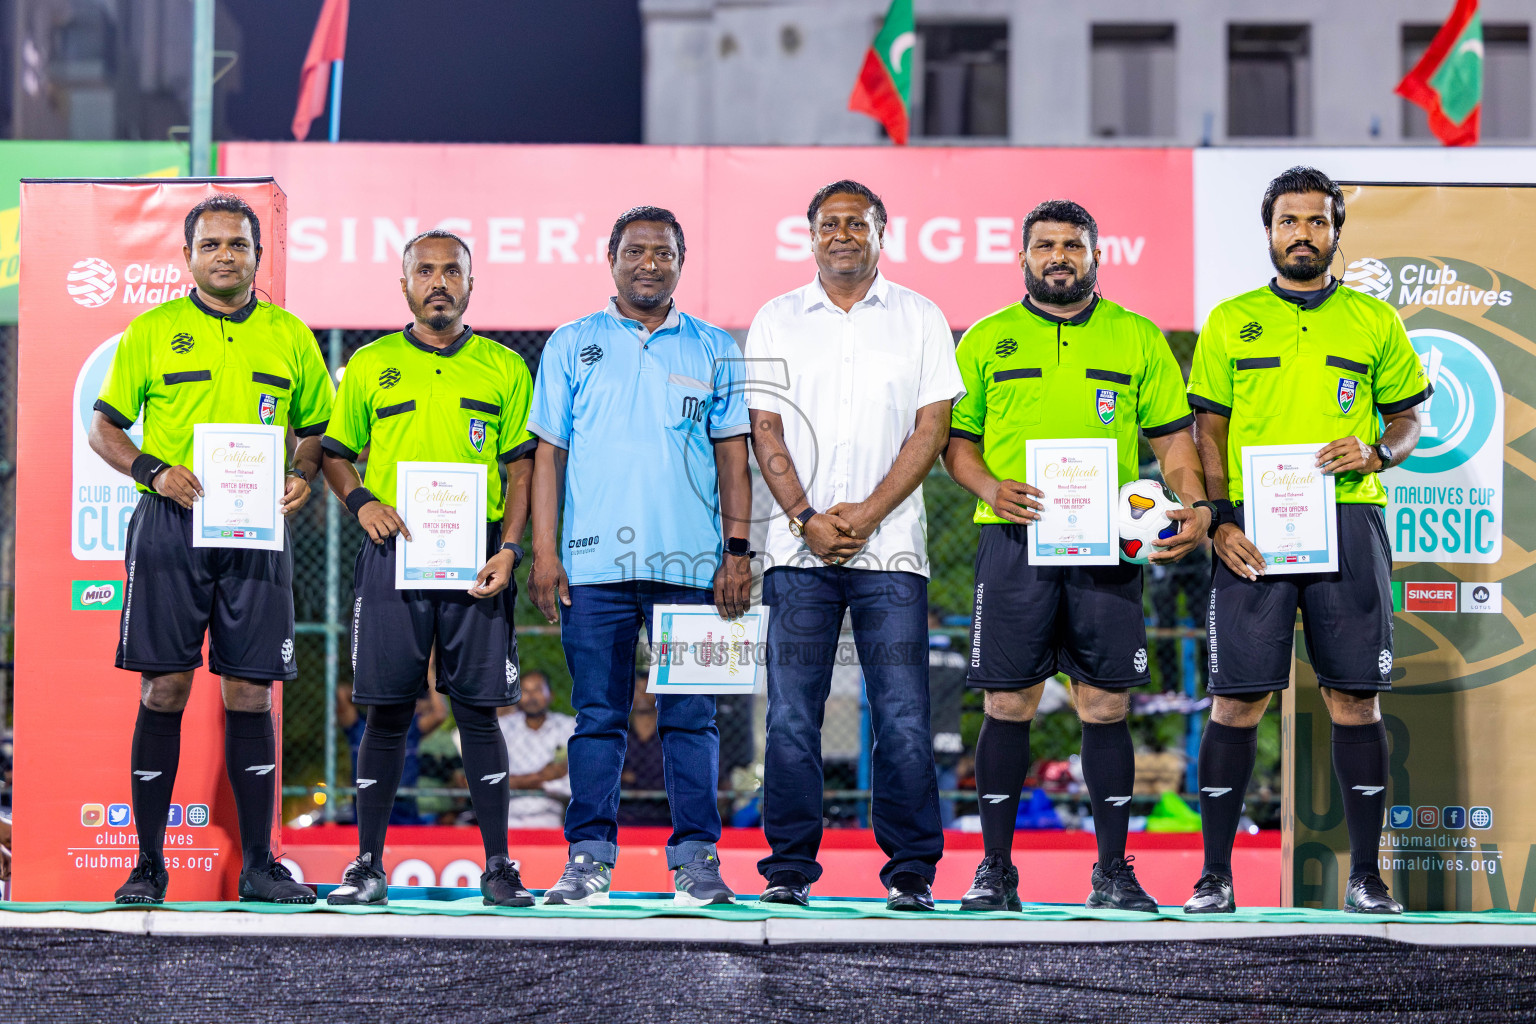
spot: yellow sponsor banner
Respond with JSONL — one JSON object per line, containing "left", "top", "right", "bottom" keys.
{"left": 1284, "top": 184, "right": 1536, "bottom": 910}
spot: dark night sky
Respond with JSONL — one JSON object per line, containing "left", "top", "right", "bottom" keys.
{"left": 221, "top": 0, "right": 642, "bottom": 143}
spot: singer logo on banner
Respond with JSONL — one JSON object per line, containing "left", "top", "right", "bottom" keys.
{"left": 13, "top": 178, "right": 286, "bottom": 900}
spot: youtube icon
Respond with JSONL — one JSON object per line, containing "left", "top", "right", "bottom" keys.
{"left": 1403, "top": 582, "right": 1458, "bottom": 613}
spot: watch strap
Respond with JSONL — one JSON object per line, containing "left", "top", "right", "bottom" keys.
{"left": 501, "top": 541, "right": 524, "bottom": 568}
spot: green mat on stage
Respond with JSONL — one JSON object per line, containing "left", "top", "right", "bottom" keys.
{"left": 4, "top": 895, "right": 1536, "bottom": 926}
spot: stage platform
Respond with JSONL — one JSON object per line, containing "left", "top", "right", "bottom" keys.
{"left": 4, "top": 895, "right": 1536, "bottom": 1022}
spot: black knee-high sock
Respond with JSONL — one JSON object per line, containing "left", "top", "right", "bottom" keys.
{"left": 1197, "top": 721, "right": 1258, "bottom": 877}
{"left": 1332, "top": 720, "right": 1389, "bottom": 878}
{"left": 130, "top": 703, "right": 183, "bottom": 866}
{"left": 355, "top": 702, "right": 415, "bottom": 864}
{"left": 455, "top": 702, "right": 510, "bottom": 861}
{"left": 224, "top": 709, "right": 276, "bottom": 871}
{"left": 975, "top": 716, "right": 1031, "bottom": 864}
{"left": 1081, "top": 720, "right": 1136, "bottom": 867}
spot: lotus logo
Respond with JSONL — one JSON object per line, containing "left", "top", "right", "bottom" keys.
{"left": 378, "top": 367, "right": 401, "bottom": 389}
{"left": 1343, "top": 257, "right": 1394, "bottom": 299}
{"left": 170, "top": 333, "right": 194, "bottom": 353}
{"left": 580, "top": 344, "right": 604, "bottom": 365}
{"left": 67, "top": 257, "right": 118, "bottom": 307}
{"left": 1239, "top": 321, "right": 1263, "bottom": 342}
{"left": 995, "top": 338, "right": 1017, "bottom": 357}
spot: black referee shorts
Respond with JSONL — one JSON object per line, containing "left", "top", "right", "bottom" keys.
{"left": 349, "top": 527, "right": 521, "bottom": 708}
{"left": 967, "top": 523, "right": 1151, "bottom": 691}
{"left": 116, "top": 493, "right": 297, "bottom": 681}
{"left": 1207, "top": 503, "right": 1394, "bottom": 695}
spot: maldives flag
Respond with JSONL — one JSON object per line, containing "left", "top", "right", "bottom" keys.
{"left": 848, "top": 0, "right": 915, "bottom": 145}
{"left": 291, "top": 0, "right": 350, "bottom": 141}
{"left": 1396, "top": 0, "right": 1482, "bottom": 146}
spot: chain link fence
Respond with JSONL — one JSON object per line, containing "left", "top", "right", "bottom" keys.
{"left": 0, "top": 324, "right": 1280, "bottom": 830}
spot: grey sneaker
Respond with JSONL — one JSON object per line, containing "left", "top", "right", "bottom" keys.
{"left": 672, "top": 846, "right": 736, "bottom": 907}
{"left": 543, "top": 853, "right": 612, "bottom": 906}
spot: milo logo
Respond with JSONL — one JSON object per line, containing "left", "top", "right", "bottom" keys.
{"left": 72, "top": 579, "right": 124, "bottom": 610}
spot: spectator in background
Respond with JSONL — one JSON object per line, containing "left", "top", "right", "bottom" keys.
{"left": 619, "top": 676, "right": 671, "bottom": 827}
{"left": 498, "top": 672, "right": 576, "bottom": 829}
{"left": 0, "top": 807, "right": 11, "bottom": 896}
{"left": 338, "top": 683, "right": 447, "bottom": 825}
{"left": 928, "top": 610, "right": 968, "bottom": 829}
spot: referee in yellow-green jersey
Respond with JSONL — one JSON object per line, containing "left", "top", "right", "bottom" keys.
{"left": 1184, "top": 167, "right": 1430, "bottom": 916}
{"left": 89, "top": 193, "right": 334, "bottom": 905}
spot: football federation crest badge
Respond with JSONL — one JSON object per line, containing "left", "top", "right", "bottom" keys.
{"left": 1337, "top": 378, "right": 1357, "bottom": 413}
{"left": 469, "top": 417, "right": 487, "bottom": 453}
{"left": 1096, "top": 388, "right": 1116, "bottom": 425}
{"left": 258, "top": 393, "right": 277, "bottom": 425}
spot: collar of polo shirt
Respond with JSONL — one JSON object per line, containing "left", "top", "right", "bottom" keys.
{"left": 805, "top": 269, "right": 891, "bottom": 313}
{"left": 403, "top": 323, "right": 474, "bottom": 357}
{"left": 604, "top": 297, "right": 680, "bottom": 337}
{"left": 189, "top": 288, "right": 258, "bottom": 323}
{"left": 1268, "top": 277, "right": 1340, "bottom": 311}
{"left": 1021, "top": 293, "right": 1100, "bottom": 327}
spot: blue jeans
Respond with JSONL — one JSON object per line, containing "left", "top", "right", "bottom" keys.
{"left": 757, "top": 567, "right": 943, "bottom": 887}
{"left": 561, "top": 580, "right": 720, "bottom": 866}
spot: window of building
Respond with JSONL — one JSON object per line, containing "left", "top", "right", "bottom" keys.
{"left": 1227, "top": 24, "right": 1312, "bottom": 138}
{"left": 913, "top": 22, "right": 1008, "bottom": 139}
{"left": 1090, "top": 24, "right": 1176, "bottom": 139}
{"left": 1403, "top": 23, "right": 1531, "bottom": 140}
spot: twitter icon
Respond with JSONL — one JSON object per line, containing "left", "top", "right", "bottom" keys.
{"left": 1389, "top": 805, "right": 1413, "bottom": 829}
{"left": 107, "top": 803, "right": 132, "bottom": 828}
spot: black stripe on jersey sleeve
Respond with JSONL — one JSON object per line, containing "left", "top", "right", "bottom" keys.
{"left": 499, "top": 438, "right": 538, "bottom": 463}
{"left": 1377, "top": 385, "right": 1434, "bottom": 415}
{"left": 93, "top": 399, "right": 135, "bottom": 429}
{"left": 321, "top": 436, "right": 359, "bottom": 461}
{"left": 949, "top": 427, "right": 983, "bottom": 443}
{"left": 1142, "top": 413, "right": 1194, "bottom": 439}
{"left": 293, "top": 420, "right": 329, "bottom": 438}
{"left": 1187, "top": 393, "right": 1233, "bottom": 417}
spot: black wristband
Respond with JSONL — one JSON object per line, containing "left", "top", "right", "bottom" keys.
{"left": 344, "top": 487, "right": 379, "bottom": 516}
{"left": 501, "top": 541, "right": 524, "bottom": 568}
{"left": 1202, "top": 498, "right": 1237, "bottom": 538}
{"left": 131, "top": 453, "right": 169, "bottom": 490}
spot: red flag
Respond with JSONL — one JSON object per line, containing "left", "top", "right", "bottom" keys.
{"left": 1395, "top": 0, "right": 1482, "bottom": 146}
{"left": 291, "top": 0, "right": 350, "bottom": 141}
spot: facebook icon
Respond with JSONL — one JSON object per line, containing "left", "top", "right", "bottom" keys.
{"left": 1443, "top": 806, "right": 1467, "bottom": 830}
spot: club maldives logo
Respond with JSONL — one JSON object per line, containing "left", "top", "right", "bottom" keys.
{"left": 66, "top": 257, "right": 117, "bottom": 307}
{"left": 72, "top": 580, "right": 124, "bottom": 610}
{"left": 1342, "top": 257, "right": 1393, "bottom": 299}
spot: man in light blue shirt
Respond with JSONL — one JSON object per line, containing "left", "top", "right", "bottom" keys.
{"left": 527, "top": 206, "right": 753, "bottom": 906}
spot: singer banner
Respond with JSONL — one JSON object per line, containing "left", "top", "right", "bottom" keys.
{"left": 1284, "top": 184, "right": 1536, "bottom": 910}
{"left": 12, "top": 178, "right": 287, "bottom": 900}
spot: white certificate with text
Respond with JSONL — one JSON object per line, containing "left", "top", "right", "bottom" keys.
{"left": 647, "top": 604, "right": 770, "bottom": 695}
{"left": 191, "top": 423, "right": 285, "bottom": 550}
{"left": 1025, "top": 438, "right": 1118, "bottom": 566}
{"left": 394, "top": 461, "right": 488, "bottom": 590}
{"left": 1242, "top": 443, "right": 1338, "bottom": 574}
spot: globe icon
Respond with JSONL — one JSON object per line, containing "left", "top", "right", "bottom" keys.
{"left": 66, "top": 257, "right": 118, "bottom": 308}
{"left": 1343, "top": 257, "right": 1393, "bottom": 300}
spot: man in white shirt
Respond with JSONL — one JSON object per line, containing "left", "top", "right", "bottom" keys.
{"left": 746, "top": 179, "right": 965, "bottom": 912}
{"left": 495, "top": 672, "right": 576, "bottom": 830}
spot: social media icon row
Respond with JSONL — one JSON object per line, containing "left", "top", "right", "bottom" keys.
{"left": 80, "top": 803, "right": 209, "bottom": 828}
{"left": 1387, "top": 805, "right": 1493, "bottom": 830}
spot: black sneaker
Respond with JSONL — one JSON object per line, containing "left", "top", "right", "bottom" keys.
{"left": 114, "top": 853, "right": 168, "bottom": 905}
{"left": 885, "top": 871, "right": 935, "bottom": 912}
{"left": 1182, "top": 872, "right": 1237, "bottom": 914}
{"left": 1344, "top": 872, "right": 1403, "bottom": 915}
{"left": 1086, "top": 855, "right": 1159, "bottom": 913}
{"left": 481, "top": 856, "right": 535, "bottom": 907}
{"left": 759, "top": 872, "right": 812, "bottom": 907}
{"left": 960, "top": 853, "right": 1021, "bottom": 911}
{"left": 326, "top": 853, "right": 388, "bottom": 906}
{"left": 238, "top": 855, "right": 316, "bottom": 904}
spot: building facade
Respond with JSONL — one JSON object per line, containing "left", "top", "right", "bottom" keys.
{"left": 641, "top": 0, "right": 1534, "bottom": 146}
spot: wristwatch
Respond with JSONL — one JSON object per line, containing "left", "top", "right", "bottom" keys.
{"left": 1372, "top": 442, "right": 1393, "bottom": 471}
{"left": 788, "top": 506, "right": 817, "bottom": 539}
{"left": 501, "top": 541, "right": 524, "bottom": 568}
{"left": 724, "top": 537, "right": 755, "bottom": 558}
